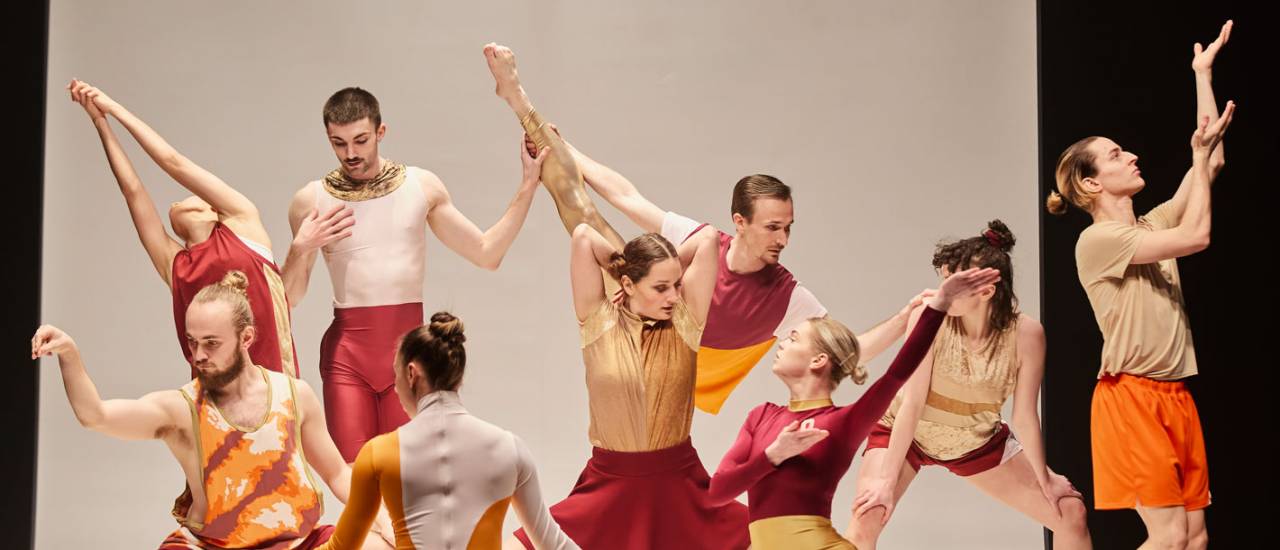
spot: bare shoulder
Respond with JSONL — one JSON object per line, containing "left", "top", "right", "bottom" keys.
{"left": 687, "top": 224, "right": 719, "bottom": 245}
{"left": 288, "top": 181, "right": 320, "bottom": 219}
{"left": 1014, "top": 313, "right": 1045, "bottom": 342}
{"left": 414, "top": 167, "right": 449, "bottom": 206}
{"left": 143, "top": 389, "right": 192, "bottom": 424}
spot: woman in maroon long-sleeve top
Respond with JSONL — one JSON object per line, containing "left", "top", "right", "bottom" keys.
{"left": 708, "top": 267, "right": 1000, "bottom": 549}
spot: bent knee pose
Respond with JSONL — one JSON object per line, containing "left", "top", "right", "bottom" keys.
{"left": 707, "top": 267, "right": 999, "bottom": 550}
{"left": 509, "top": 225, "right": 747, "bottom": 549}
{"left": 318, "top": 312, "right": 578, "bottom": 550}
{"left": 68, "top": 81, "right": 315, "bottom": 377}
{"left": 847, "top": 222, "right": 1091, "bottom": 550}
{"left": 1046, "top": 20, "right": 1235, "bottom": 550}
{"left": 32, "top": 273, "right": 392, "bottom": 549}
{"left": 284, "top": 88, "right": 546, "bottom": 462}
{"left": 482, "top": 44, "right": 918, "bottom": 415}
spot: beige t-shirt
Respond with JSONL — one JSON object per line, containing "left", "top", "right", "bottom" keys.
{"left": 1075, "top": 200, "right": 1198, "bottom": 380}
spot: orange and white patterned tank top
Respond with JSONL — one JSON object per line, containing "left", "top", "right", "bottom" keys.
{"left": 172, "top": 367, "right": 324, "bottom": 549}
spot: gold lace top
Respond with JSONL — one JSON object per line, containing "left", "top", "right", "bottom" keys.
{"left": 580, "top": 298, "right": 703, "bottom": 452}
{"left": 322, "top": 160, "right": 407, "bottom": 202}
{"left": 881, "top": 315, "right": 1020, "bottom": 460}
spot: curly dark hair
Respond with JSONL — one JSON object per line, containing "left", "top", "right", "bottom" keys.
{"left": 931, "top": 220, "right": 1019, "bottom": 337}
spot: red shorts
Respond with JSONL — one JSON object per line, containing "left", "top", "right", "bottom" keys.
{"left": 1091, "top": 374, "right": 1210, "bottom": 511}
{"left": 864, "top": 422, "right": 1021, "bottom": 477}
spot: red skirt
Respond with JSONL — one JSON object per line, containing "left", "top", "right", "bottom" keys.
{"left": 515, "top": 438, "right": 749, "bottom": 550}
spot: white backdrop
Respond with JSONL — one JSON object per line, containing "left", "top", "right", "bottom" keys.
{"left": 41, "top": 1, "right": 1040, "bottom": 547}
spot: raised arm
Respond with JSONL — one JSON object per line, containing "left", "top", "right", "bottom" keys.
{"left": 282, "top": 187, "right": 353, "bottom": 306}
{"left": 484, "top": 43, "right": 627, "bottom": 250}
{"left": 1167, "top": 20, "right": 1233, "bottom": 220}
{"left": 424, "top": 143, "right": 542, "bottom": 271}
{"left": 68, "top": 81, "right": 183, "bottom": 287}
{"left": 570, "top": 141, "right": 666, "bottom": 234}
{"left": 853, "top": 289, "right": 934, "bottom": 367}
{"left": 570, "top": 224, "right": 615, "bottom": 321}
{"left": 32, "top": 325, "right": 179, "bottom": 440}
{"left": 676, "top": 226, "right": 719, "bottom": 326}
{"left": 71, "top": 81, "right": 269, "bottom": 245}
{"left": 1130, "top": 102, "right": 1235, "bottom": 265}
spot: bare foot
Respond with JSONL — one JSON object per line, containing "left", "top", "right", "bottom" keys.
{"left": 483, "top": 42, "right": 531, "bottom": 112}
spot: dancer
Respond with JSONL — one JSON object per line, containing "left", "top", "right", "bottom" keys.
{"left": 706, "top": 266, "right": 1000, "bottom": 549}
{"left": 483, "top": 44, "right": 918, "bottom": 415}
{"left": 67, "top": 80, "right": 336, "bottom": 378}
{"left": 283, "top": 87, "right": 548, "bottom": 461}
{"left": 31, "top": 273, "right": 391, "bottom": 549}
{"left": 316, "top": 312, "right": 578, "bottom": 550}
{"left": 1046, "top": 20, "right": 1235, "bottom": 550}
{"left": 509, "top": 224, "right": 744, "bottom": 549}
{"left": 846, "top": 222, "right": 1090, "bottom": 549}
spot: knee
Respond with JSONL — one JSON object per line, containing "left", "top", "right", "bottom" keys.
{"left": 846, "top": 510, "right": 885, "bottom": 547}
{"left": 1054, "top": 498, "right": 1089, "bottom": 535}
{"left": 1186, "top": 525, "right": 1208, "bottom": 550}
{"left": 1151, "top": 527, "right": 1188, "bottom": 550}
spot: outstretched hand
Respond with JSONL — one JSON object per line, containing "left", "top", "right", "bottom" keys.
{"left": 1191, "top": 20, "right": 1232, "bottom": 74}
{"left": 928, "top": 267, "right": 1002, "bottom": 312}
{"left": 1191, "top": 101, "right": 1236, "bottom": 156}
{"left": 764, "top": 420, "right": 829, "bottom": 465}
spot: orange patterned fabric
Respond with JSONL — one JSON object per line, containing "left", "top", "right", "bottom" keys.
{"left": 168, "top": 367, "right": 324, "bottom": 549}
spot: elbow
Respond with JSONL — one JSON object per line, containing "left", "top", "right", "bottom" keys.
{"left": 75, "top": 410, "right": 106, "bottom": 431}
{"left": 158, "top": 151, "right": 186, "bottom": 173}
{"left": 480, "top": 256, "right": 503, "bottom": 271}
{"left": 1191, "top": 232, "right": 1211, "bottom": 253}
{"left": 705, "top": 482, "right": 734, "bottom": 506}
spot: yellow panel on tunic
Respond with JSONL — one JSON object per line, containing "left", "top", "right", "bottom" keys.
{"left": 580, "top": 298, "right": 703, "bottom": 452}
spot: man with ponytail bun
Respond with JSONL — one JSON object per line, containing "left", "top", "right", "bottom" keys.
{"left": 1049, "top": 21, "right": 1236, "bottom": 550}
{"left": 31, "top": 275, "right": 393, "bottom": 549}
{"left": 706, "top": 266, "right": 1002, "bottom": 549}
{"left": 848, "top": 222, "right": 1091, "bottom": 549}
{"left": 67, "top": 80, "right": 307, "bottom": 379}
{"left": 317, "top": 312, "right": 579, "bottom": 550}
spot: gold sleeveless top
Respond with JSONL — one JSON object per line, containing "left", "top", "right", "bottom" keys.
{"left": 580, "top": 298, "right": 703, "bottom": 452}
{"left": 881, "top": 315, "right": 1020, "bottom": 460}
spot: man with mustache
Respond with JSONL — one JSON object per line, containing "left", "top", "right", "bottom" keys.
{"left": 31, "top": 272, "right": 392, "bottom": 549}
{"left": 484, "top": 44, "right": 919, "bottom": 415}
{"left": 283, "top": 88, "right": 548, "bottom": 462}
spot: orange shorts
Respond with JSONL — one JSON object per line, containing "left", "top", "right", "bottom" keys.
{"left": 1091, "top": 374, "right": 1210, "bottom": 511}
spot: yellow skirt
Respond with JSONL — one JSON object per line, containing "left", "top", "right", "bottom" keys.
{"left": 748, "top": 515, "right": 856, "bottom": 550}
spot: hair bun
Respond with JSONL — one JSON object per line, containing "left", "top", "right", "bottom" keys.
{"left": 982, "top": 220, "right": 1016, "bottom": 252}
{"left": 218, "top": 270, "right": 250, "bottom": 295}
{"left": 428, "top": 312, "right": 466, "bottom": 345}
{"left": 605, "top": 251, "right": 628, "bottom": 281}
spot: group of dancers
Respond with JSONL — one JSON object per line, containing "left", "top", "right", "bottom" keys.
{"left": 32, "top": 19, "right": 1236, "bottom": 550}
